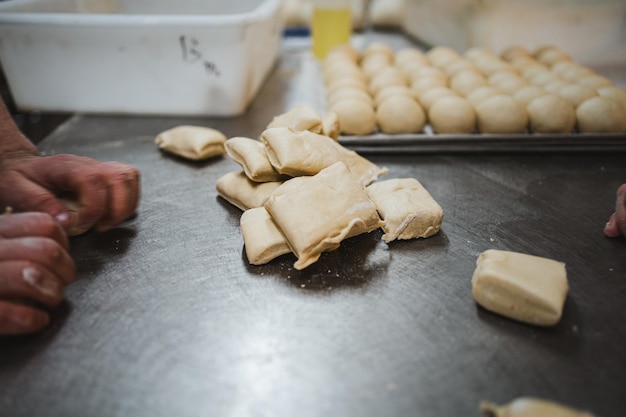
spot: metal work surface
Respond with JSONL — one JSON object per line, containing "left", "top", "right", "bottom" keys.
{"left": 2, "top": 35, "right": 626, "bottom": 417}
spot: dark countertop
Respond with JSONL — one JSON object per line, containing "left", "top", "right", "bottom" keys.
{"left": 1, "top": 34, "right": 626, "bottom": 417}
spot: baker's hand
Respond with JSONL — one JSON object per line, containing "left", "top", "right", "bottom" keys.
{"left": 0, "top": 212, "right": 75, "bottom": 335}
{"left": 604, "top": 183, "right": 626, "bottom": 238}
{"left": 0, "top": 153, "right": 140, "bottom": 236}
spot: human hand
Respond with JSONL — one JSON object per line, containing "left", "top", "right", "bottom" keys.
{"left": 604, "top": 184, "right": 626, "bottom": 238}
{"left": 0, "top": 153, "right": 140, "bottom": 236}
{"left": 0, "top": 212, "right": 75, "bottom": 335}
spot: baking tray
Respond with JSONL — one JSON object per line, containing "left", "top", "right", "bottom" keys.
{"left": 338, "top": 129, "right": 626, "bottom": 154}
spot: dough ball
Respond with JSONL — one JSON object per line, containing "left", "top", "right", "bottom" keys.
{"left": 325, "top": 44, "right": 360, "bottom": 64}
{"left": 519, "top": 64, "right": 550, "bottom": 80}
{"left": 368, "top": 66, "right": 408, "bottom": 96}
{"left": 466, "top": 86, "right": 501, "bottom": 107}
{"left": 557, "top": 84, "right": 597, "bottom": 107}
{"left": 426, "top": 46, "right": 461, "bottom": 68}
{"left": 527, "top": 71, "right": 560, "bottom": 87}
{"left": 487, "top": 69, "right": 521, "bottom": 85}
{"left": 362, "top": 42, "right": 395, "bottom": 61}
{"left": 376, "top": 95, "right": 425, "bottom": 134}
{"left": 361, "top": 54, "right": 393, "bottom": 79}
{"left": 493, "top": 76, "right": 528, "bottom": 95}
{"left": 513, "top": 85, "right": 547, "bottom": 107}
{"left": 331, "top": 98, "right": 378, "bottom": 135}
{"left": 559, "top": 64, "right": 594, "bottom": 82}
{"left": 475, "top": 95, "right": 529, "bottom": 134}
{"left": 450, "top": 69, "right": 487, "bottom": 96}
{"left": 398, "top": 59, "right": 431, "bottom": 80}
{"left": 536, "top": 47, "right": 572, "bottom": 67}
{"left": 410, "top": 66, "right": 448, "bottom": 83}
{"left": 375, "top": 85, "right": 415, "bottom": 107}
{"left": 428, "top": 96, "right": 476, "bottom": 134}
{"left": 326, "top": 75, "right": 368, "bottom": 94}
{"left": 527, "top": 94, "right": 576, "bottom": 133}
{"left": 444, "top": 58, "right": 480, "bottom": 77}
{"left": 597, "top": 86, "right": 626, "bottom": 111}
{"left": 576, "top": 97, "right": 626, "bottom": 133}
{"left": 327, "top": 87, "right": 374, "bottom": 109}
{"left": 543, "top": 79, "right": 571, "bottom": 93}
{"left": 418, "top": 87, "right": 457, "bottom": 110}
{"left": 410, "top": 76, "right": 448, "bottom": 98}
{"left": 500, "top": 45, "right": 532, "bottom": 62}
{"left": 394, "top": 48, "right": 427, "bottom": 67}
{"left": 473, "top": 56, "right": 513, "bottom": 76}
{"left": 464, "top": 47, "right": 496, "bottom": 62}
{"left": 323, "top": 61, "right": 366, "bottom": 84}
{"left": 577, "top": 74, "right": 613, "bottom": 90}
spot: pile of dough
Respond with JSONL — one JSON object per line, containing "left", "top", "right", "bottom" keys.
{"left": 240, "top": 207, "right": 292, "bottom": 265}
{"left": 265, "top": 162, "right": 384, "bottom": 270}
{"left": 471, "top": 249, "right": 568, "bottom": 326}
{"left": 266, "top": 103, "right": 323, "bottom": 133}
{"left": 261, "top": 127, "right": 386, "bottom": 186}
{"left": 480, "top": 397, "right": 596, "bottom": 417}
{"left": 155, "top": 125, "right": 226, "bottom": 161}
{"left": 224, "top": 137, "right": 285, "bottom": 182}
{"left": 366, "top": 178, "right": 443, "bottom": 243}
{"left": 215, "top": 171, "right": 283, "bottom": 211}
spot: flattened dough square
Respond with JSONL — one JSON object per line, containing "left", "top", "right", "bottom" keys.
{"left": 265, "top": 162, "right": 383, "bottom": 270}
{"left": 216, "top": 171, "right": 283, "bottom": 211}
{"left": 240, "top": 207, "right": 291, "bottom": 265}
{"left": 155, "top": 125, "right": 226, "bottom": 160}
{"left": 266, "top": 104, "right": 323, "bottom": 134}
{"left": 224, "top": 136, "right": 286, "bottom": 182}
{"left": 366, "top": 178, "right": 443, "bottom": 242}
{"left": 471, "top": 249, "right": 568, "bottom": 326}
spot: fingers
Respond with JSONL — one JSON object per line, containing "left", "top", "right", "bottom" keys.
{"left": 0, "top": 300, "right": 50, "bottom": 335}
{"left": 94, "top": 161, "right": 141, "bottom": 232}
{"left": 0, "top": 237, "right": 75, "bottom": 285}
{"left": 0, "top": 261, "right": 66, "bottom": 307}
{"left": 605, "top": 184, "right": 626, "bottom": 238}
{"left": 0, "top": 212, "right": 69, "bottom": 251}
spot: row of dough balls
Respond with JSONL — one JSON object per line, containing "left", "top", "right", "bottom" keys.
{"left": 212, "top": 104, "right": 444, "bottom": 270}
{"left": 323, "top": 42, "right": 626, "bottom": 135}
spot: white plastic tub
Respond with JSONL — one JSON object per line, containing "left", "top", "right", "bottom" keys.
{"left": 0, "top": 0, "right": 284, "bottom": 115}
{"left": 402, "top": 0, "right": 626, "bottom": 66}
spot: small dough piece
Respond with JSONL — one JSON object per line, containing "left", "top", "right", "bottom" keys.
{"left": 512, "top": 85, "right": 546, "bottom": 107}
{"left": 429, "top": 96, "right": 476, "bottom": 134}
{"left": 527, "top": 94, "right": 576, "bottom": 134}
{"left": 576, "top": 97, "right": 626, "bottom": 133}
{"left": 368, "top": 66, "right": 407, "bottom": 96}
{"left": 375, "top": 85, "right": 415, "bottom": 107}
{"left": 266, "top": 104, "right": 323, "bottom": 134}
{"left": 480, "top": 397, "right": 596, "bottom": 417}
{"left": 240, "top": 207, "right": 291, "bottom": 265}
{"left": 410, "top": 76, "right": 448, "bottom": 98}
{"left": 59, "top": 196, "right": 88, "bottom": 237}
{"left": 475, "top": 95, "right": 528, "bottom": 134}
{"left": 155, "top": 125, "right": 226, "bottom": 161}
{"left": 224, "top": 137, "right": 285, "bottom": 182}
{"left": 376, "top": 95, "right": 426, "bottom": 134}
{"left": 215, "top": 171, "right": 283, "bottom": 211}
{"left": 418, "top": 87, "right": 457, "bottom": 111}
{"left": 327, "top": 88, "right": 375, "bottom": 108}
{"left": 261, "top": 127, "right": 386, "bottom": 186}
{"left": 366, "top": 178, "right": 443, "bottom": 243}
{"left": 265, "top": 162, "right": 384, "bottom": 270}
{"left": 471, "top": 249, "right": 568, "bottom": 326}
{"left": 450, "top": 69, "right": 488, "bottom": 97}
{"left": 329, "top": 98, "right": 378, "bottom": 136}
{"left": 596, "top": 85, "right": 626, "bottom": 111}
{"left": 321, "top": 111, "right": 341, "bottom": 141}
{"left": 558, "top": 84, "right": 597, "bottom": 107}
{"left": 466, "top": 86, "right": 501, "bottom": 107}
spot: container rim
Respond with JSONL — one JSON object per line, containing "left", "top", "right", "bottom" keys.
{"left": 0, "top": 0, "right": 281, "bottom": 26}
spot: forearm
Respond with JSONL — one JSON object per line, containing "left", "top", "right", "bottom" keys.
{"left": 0, "top": 100, "right": 38, "bottom": 156}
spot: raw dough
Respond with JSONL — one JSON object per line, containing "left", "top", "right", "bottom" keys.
{"left": 475, "top": 95, "right": 529, "bottom": 134}
{"left": 526, "top": 94, "right": 576, "bottom": 134}
{"left": 155, "top": 125, "right": 226, "bottom": 161}
{"left": 224, "top": 137, "right": 286, "bottom": 182}
{"left": 375, "top": 95, "right": 426, "bottom": 134}
{"left": 215, "top": 171, "right": 283, "bottom": 211}
{"left": 512, "top": 85, "right": 546, "bottom": 107}
{"left": 321, "top": 111, "right": 341, "bottom": 141}
{"left": 428, "top": 96, "right": 476, "bottom": 134}
{"left": 329, "top": 98, "right": 378, "bottom": 135}
{"left": 576, "top": 97, "right": 626, "bottom": 133}
{"left": 266, "top": 104, "right": 323, "bottom": 134}
{"left": 261, "top": 127, "right": 386, "bottom": 186}
{"left": 480, "top": 397, "right": 596, "bottom": 417}
{"left": 264, "top": 162, "right": 383, "bottom": 270}
{"left": 557, "top": 84, "right": 598, "bottom": 107}
{"left": 450, "top": 69, "right": 487, "bottom": 97}
{"left": 366, "top": 178, "right": 443, "bottom": 242}
{"left": 418, "top": 87, "right": 457, "bottom": 110}
{"left": 240, "top": 207, "right": 291, "bottom": 265}
{"left": 471, "top": 249, "right": 568, "bottom": 326}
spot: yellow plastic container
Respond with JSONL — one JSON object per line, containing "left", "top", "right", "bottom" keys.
{"left": 311, "top": 0, "right": 352, "bottom": 59}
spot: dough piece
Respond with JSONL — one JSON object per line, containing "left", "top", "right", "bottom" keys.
{"left": 557, "top": 84, "right": 597, "bottom": 107}
{"left": 475, "top": 95, "right": 528, "bottom": 134}
{"left": 512, "top": 85, "right": 546, "bottom": 107}
{"left": 418, "top": 87, "right": 457, "bottom": 111}
{"left": 261, "top": 127, "right": 386, "bottom": 186}
{"left": 155, "top": 125, "right": 226, "bottom": 161}
{"left": 58, "top": 196, "right": 88, "bottom": 237}
{"left": 321, "top": 111, "right": 341, "bottom": 141}
{"left": 480, "top": 397, "right": 596, "bottom": 417}
{"left": 445, "top": 58, "right": 480, "bottom": 77}
{"left": 410, "top": 76, "right": 448, "bottom": 98}
{"left": 466, "top": 86, "right": 501, "bottom": 107}
{"left": 471, "top": 249, "right": 568, "bottom": 326}
{"left": 527, "top": 94, "right": 575, "bottom": 133}
{"left": 329, "top": 98, "right": 378, "bottom": 136}
{"left": 429, "top": 96, "right": 476, "bottom": 134}
{"left": 266, "top": 104, "right": 323, "bottom": 134}
{"left": 576, "top": 97, "right": 626, "bottom": 133}
{"left": 596, "top": 86, "right": 626, "bottom": 111}
{"left": 368, "top": 66, "right": 407, "bottom": 96}
{"left": 265, "top": 162, "right": 384, "bottom": 270}
{"left": 327, "top": 88, "right": 374, "bottom": 108}
{"left": 426, "top": 46, "right": 461, "bottom": 68}
{"left": 376, "top": 95, "right": 426, "bottom": 134}
{"left": 215, "top": 171, "right": 283, "bottom": 211}
{"left": 375, "top": 85, "right": 415, "bottom": 107}
{"left": 326, "top": 76, "right": 368, "bottom": 95}
{"left": 450, "top": 69, "right": 488, "bottom": 97}
{"left": 500, "top": 45, "right": 532, "bottom": 62}
{"left": 366, "top": 178, "right": 443, "bottom": 243}
{"left": 577, "top": 74, "right": 613, "bottom": 90}
{"left": 240, "top": 207, "right": 291, "bottom": 265}
{"left": 224, "top": 137, "right": 285, "bottom": 182}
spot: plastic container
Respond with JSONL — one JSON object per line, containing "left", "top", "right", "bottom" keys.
{"left": 402, "top": 0, "right": 626, "bottom": 66}
{"left": 0, "top": 0, "right": 284, "bottom": 116}
{"left": 311, "top": 0, "right": 352, "bottom": 59}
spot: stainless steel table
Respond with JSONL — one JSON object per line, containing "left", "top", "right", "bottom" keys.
{"left": 1, "top": 33, "right": 626, "bottom": 417}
